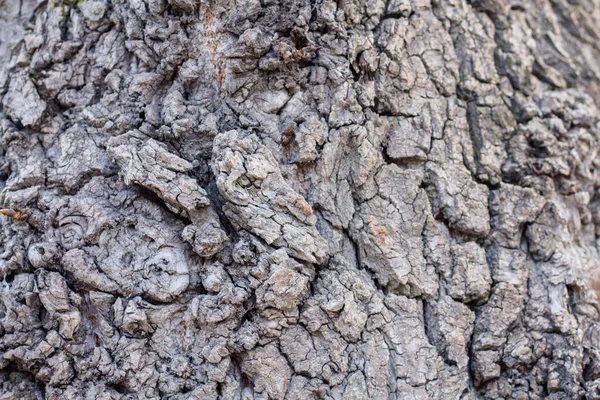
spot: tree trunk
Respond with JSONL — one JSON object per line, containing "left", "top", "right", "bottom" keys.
{"left": 1, "top": 0, "right": 600, "bottom": 398}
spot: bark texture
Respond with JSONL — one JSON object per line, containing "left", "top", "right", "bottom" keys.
{"left": 2, "top": 0, "right": 600, "bottom": 399}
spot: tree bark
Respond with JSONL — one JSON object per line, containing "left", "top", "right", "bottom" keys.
{"left": 1, "top": 0, "right": 600, "bottom": 398}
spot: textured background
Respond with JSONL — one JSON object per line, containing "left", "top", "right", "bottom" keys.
{"left": 2, "top": 0, "right": 600, "bottom": 398}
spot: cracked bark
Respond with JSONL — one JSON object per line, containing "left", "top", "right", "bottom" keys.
{"left": 1, "top": 0, "right": 600, "bottom": 399}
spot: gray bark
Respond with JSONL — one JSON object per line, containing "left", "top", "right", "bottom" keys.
{"left": 1, "top": 0, "right": 600, "bottom": 398}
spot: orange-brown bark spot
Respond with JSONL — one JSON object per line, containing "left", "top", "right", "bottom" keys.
{"left": 295, "top": 198, "right": 313, "bottom": 216}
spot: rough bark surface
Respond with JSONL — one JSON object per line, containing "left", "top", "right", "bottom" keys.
{"left": 2, "top": 0, "right": 600, "bottom": 399}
